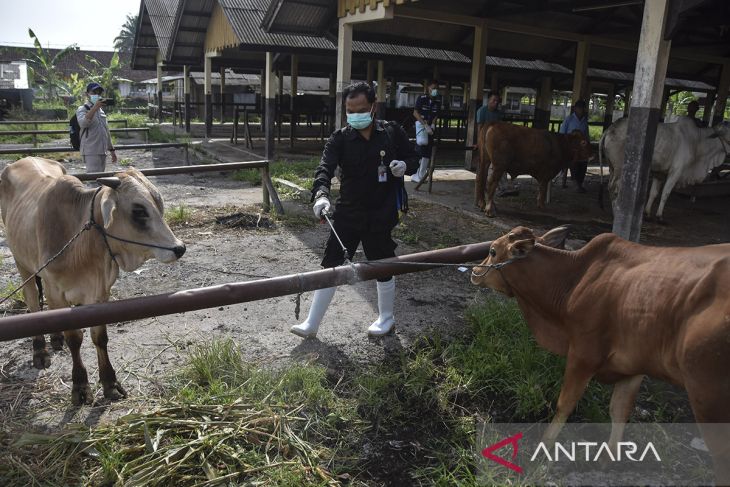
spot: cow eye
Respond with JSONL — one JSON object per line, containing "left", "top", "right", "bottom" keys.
{"left": 132, "top": 205, "right": 149, "bottom": 219}
{"left": 489, "top": 248, "right": 497, "bottom": 257}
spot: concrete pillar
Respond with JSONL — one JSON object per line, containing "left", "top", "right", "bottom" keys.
{"left": 183, "top": 65, "right": 191, "bottom": 133}
{"left": 702, "top": 91, "right": 715, "bottom": 125}
{"left": 335, "top": 20, "right": 353, "bottom": 129}
{"left": 265, "top": 52, "right": 276, "bottom": 162}
{"left": 328, "top": 72, "right": 336, "bottom": 130}
{"left": 290, "top": 55, "right": 298, "bottom": 112}
{"left": 366, "top": 60, "right": 375, "bottom": 84}
{"left": 290, "top": 55, "right": 298, "bottom": 148}
{"left": 376, "top": 60, "right": 386, "bottom": 119}
{"left": 711, "top": 62, "right": 730, "bottom": 126}
{"left": 534, "top": 76, "right": 552, "bottom": 129}
{"left": 156, "top": 61, "right": 163, "bottom": 124}
{"left": 389, "top": 77, "right": 397, "bottom": 108}
{"left": 204, "top": 55, "right": 213, "bottom": 137}
{"left": 220, "top": 67, "right": 226, "bottom": 123}
{"left": 465, "top": 21, "right": 487, "bottom": 170}
{"left": 612, "top": 0, "right": 671, "bottom": 242}
{"left": 659, "top": 86, "right": 670, "bottom": 120}
{"left": 572, "top": 40, "right": 590, "bottom": 104}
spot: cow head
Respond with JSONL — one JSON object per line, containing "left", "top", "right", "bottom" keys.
{"left": 471, "top": 225, "right": 570, "bottom": 296}
{"left": 567, "top": 130, "right": 592, "bottom": 162}
{"left": 97, "top": 169, "right": 185, "bottom": 272}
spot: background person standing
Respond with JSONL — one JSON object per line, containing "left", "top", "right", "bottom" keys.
{"left": 76, "top": 82, "right": 116, "bottom": 172}
{"left": 411, "top": 79, "right": 441, "bottom": 183}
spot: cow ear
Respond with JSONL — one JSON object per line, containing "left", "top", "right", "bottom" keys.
{"left": 97, "top": 177, "right": 121, "bottom": 189}
{"left": 100, "top": 190, "right": 116, "bottom": 229}
{"left": 540, "top": 225, "right": 571, "bottom": 249}
{"left": 509, "top": 238, "right": 535, "bottom": 259}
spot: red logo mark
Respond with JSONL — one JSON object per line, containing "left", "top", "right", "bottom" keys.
{"left": 481, "top": 432, "right": 524, "bottom": 474}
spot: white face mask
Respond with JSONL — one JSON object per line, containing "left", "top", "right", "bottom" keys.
{"left": 89, "top": 94, "right": 101, "bottom": 104}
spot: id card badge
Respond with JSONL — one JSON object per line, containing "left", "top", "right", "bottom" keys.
{"left": 378, "top": 164, "right": 387, "bottom": 182}
{"left": 377, "top": 150, "right": 387, "bottom": 183}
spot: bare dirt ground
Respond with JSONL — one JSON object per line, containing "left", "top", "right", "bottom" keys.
{"left": 0, "top": 134, "right": 726, "bottom": 443}
{"left": 0, "top": 139, "right": 507, "bottom": 433}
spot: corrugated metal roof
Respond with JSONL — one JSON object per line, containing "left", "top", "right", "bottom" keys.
{"left": 144, "top": 0, "right": 184, "bottom": 61}
{"left": 588, "top": 67, "right": 714, "bottom": 91}
{"left": 262, "top": 0, "right": 334, "bottom": 36}
{"left": 487, "top": 56, "right": 571, "bottom": 74}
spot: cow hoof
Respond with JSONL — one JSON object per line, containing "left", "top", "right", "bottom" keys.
{"left": 33, "top": 351, "right": 51, "bottom": 369}
{"left": 50, "top": 335, "right": 64, "bottom": 351}
{"left": 71, "top": 384, "right": 94, "bottom": 406}
{"left": 103, "top": 382, "right": 128, "bottom": 401}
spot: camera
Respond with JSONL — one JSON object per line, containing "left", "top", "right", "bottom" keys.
{"left": 101, "top": 98, "right": 115, "bottom": 106}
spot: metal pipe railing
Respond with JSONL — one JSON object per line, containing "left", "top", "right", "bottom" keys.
{"left": 71, "top": 160, "right": 268, "bottom": 180}
{"left": 0, "top": 142, "right": 187, "bottom": 155}
{"left": 0, "top": 242, "right": 491, "bottom": 342}
{"left": 0, "top": 128, "right": 149, "bottom": 136}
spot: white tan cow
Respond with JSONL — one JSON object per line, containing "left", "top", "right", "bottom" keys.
{"left": 0, "top": 157, "right": 185, "bottom": 405}
{"left": 600, "top": 117, "right": 730, "bottom": 222}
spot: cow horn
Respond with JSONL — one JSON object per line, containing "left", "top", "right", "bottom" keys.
{"left": 97, "top": 177, "right": 121, "bottom": 189}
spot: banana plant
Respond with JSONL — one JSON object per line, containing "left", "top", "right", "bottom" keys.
{"left": 24, "top": 28, "right": 79, "bottom": 101}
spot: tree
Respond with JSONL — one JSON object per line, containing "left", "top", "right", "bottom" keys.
{"left": 114, "top": 14, "right": 138, "bottom": 60}
{"left": 24, "top": 28, "right": 79, "bottom": 101}
{"left": 81, "top": 52, "right": 123, "bottom": 104}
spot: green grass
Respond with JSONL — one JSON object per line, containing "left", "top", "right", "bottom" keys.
{"left": 1, "top": 298, "right": 682, "bottom": 486}
{"left": 147, "top": 125, "right": 177, "bottom": 143}
{"left": 107, "top": 112, "right": 149, "bottom": 128}
{"left": 164, "top": 204, "right": 192, "bottom": 225}
{"left": 232, "top": 158, "right": 319, "bottom": 188}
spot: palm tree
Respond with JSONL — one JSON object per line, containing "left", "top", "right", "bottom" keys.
{"left": 24, "top": 28, "right": 79, "bottom": 101}
{"left": 114, "top": 14, "right": 138, "bottom": 58}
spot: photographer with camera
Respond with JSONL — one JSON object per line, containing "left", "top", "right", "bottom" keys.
{"left": 76, "top": 82, "right": 116, "bottom": 172}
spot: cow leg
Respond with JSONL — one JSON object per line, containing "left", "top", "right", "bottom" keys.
{"left": 16, "top": 267, "right": 49, "bottom": 369}
{"left": 90, "top": 325, "right": 127, "bottom": 401}
{"left": 561, "top": 168, "right": 568, "bottom": 188}
{"left": 475, "top": 151, "right": 490, "bottom": 209}
{"left": 543, "top": 355, "right": 595, "bottom": 442}
{"left": 484, "top": 167, "right": 502, "bottom": 217}
{"left": 537, "top": 180, "right": 549, "bottom": 209}
{"left": 655, "top": 171, "right": 681, "bottom": 224}
{"left": 644, "top": 177, "right": 661, "bottom": 221}
{"left": 65, "top": 329, "right": 93, "bottom": 405}
{"left": 606, "top": 375, "right": 644, "bottom": 460}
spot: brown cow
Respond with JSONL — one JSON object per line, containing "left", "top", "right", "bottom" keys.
{"left": 475, "top": 123, "right": 591, "bottom": 217}
{"left": 470, "top": 225, "right": 730, "bottom": 483}
{"left": 0, "top": 158, "right": 186, "bottom": 405}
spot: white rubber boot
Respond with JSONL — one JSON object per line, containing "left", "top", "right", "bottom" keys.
{"left": 290, "top": 287, "right": 336, "bottom": 338}
{"left": 368, "top": 278, "right": 395, "bottom": 336}
{"left": 410, "top": 157, "right": 430, "bottom": 183}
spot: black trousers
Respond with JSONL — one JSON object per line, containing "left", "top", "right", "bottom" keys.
{"left": 321, "top": 218, "right": 397, "bottom": 282}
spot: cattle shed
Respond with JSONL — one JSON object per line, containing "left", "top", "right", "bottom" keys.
{"left": 131, "top": 0, "right": 730, "bottom": 241}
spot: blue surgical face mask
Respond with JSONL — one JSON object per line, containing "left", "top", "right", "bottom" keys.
{"left": 89, "top": 94, "right": 101, "bottom": 104}
{"left": 430, "top": 89, "right": 439, "bottom": 97}
{"left": 347, "top": 110, "right": 373, "bottom": 130}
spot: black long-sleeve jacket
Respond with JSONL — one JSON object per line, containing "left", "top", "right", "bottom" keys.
{"left": 312, "top": 119, "right": 419, "bottom": 231}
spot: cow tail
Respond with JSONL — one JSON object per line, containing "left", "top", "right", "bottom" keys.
{"left": 597, "top": 132, "right": 605, "bottom": 210}
{"left": 35, "top": 276, "right": 44, "bottom": 310}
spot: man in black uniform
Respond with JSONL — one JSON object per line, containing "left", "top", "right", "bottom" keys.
{"left": 411, "top": 79, "right": 441, "bottom": 183}
{"left": 291, "top": 82, "right": 419, "bottom": 338}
